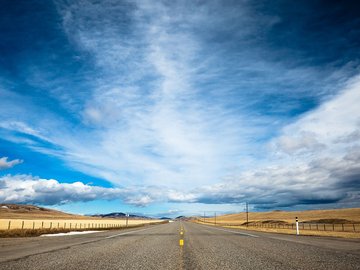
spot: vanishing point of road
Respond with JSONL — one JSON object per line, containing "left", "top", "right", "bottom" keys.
{"left": 0, "top": 221, "right": 359, "bottom": 269}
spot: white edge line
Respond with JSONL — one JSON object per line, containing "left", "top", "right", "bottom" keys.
{"left": 105, "top": 227, "right": 155, "bottom": 239}
{"left": 201, "top": 224, "right": 259, "bottom": 238}
{"left": 41, "top": 231, "right": 101, "bottom": 237}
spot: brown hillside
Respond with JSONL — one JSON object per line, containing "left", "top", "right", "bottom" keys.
{"left": 0, "top": 204, "right": 88, "bottom": 219}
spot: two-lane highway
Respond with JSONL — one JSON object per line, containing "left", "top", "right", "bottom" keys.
{"left": 1, "top": 221, "right": 359, "bottom": 269}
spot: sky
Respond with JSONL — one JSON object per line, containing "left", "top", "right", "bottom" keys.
{"left": 0, "top": 0, "right": 360, "bottom": 218}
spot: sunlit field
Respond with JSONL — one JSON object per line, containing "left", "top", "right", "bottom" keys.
{"left": 202, "top": 208, "right": 360, "bottom": 224}
{"left": 0, "top": 218, "right": 162, "bottom": 230}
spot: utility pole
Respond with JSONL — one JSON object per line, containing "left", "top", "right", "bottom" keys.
{"left": 246, "top": 202, "right": 249, "bottom": 227}
{"left": 214, "top": 212, "right": 217, "bottom": 226}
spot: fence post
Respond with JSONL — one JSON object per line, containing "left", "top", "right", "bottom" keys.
{"left": 64, "top": 222, "right": 66, "bottom": 229}
{"left": 42, "top": 221, "right": 44, "bottom": 229}
{"left": 353, "top": 224, "right": 356, "bottom": 232}
{"left": 295, "top": 217, "right": 299, "bottom": 235}
{"left": 33, "top": 221, "right": 35, "bottom": 230}
{"left": 22, "top": 221, "right": 24, "bottom": 229}
{"left": 8, "top": 220, "right": 11, "bottom": 230}
{"left": 50, "top": 222, "right": 52, "bottom": 229}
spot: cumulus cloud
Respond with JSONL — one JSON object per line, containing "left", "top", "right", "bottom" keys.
{"left": 0, "top": 175, "right": 120, "bottom": 205}
{"left": 182, "top": 76, "right": 360, "bottom": 209}
{"left": 0, "top": 175, "right": 167, "bottom": 206}
{"left": 0, "top": 157, "right": 23, "bottom": 170}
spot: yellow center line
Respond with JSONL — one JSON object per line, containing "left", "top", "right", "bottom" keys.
{"left": 179, "top": 223, "right": 185, "bottom": 247}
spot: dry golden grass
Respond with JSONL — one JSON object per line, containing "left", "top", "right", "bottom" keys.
{"left": 0, "top": 219, "right": 163, "bottom": 230}
{"left": 196, "top": 208, "right": 360, "bottom": 239}
{"left": 222, "top": 225, "right": 360, "bottom": 239}
{"left": 195, "top": 220, "right": 360, "bottom": 238}
{"left": 0, "top": 222, "right": 172, "bottom": 238}
{"left": 0, "top": 225, "right": 143, "bottom": 238}
{"left": 0, "top": 204, "right": 163, "bottom": 231}
{"left": 205, "top": 208, "right": 360, "bottom": 224}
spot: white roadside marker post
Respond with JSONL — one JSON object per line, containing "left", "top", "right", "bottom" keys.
{"left": 296, "top": 217, "right": 299, "bottom": 235}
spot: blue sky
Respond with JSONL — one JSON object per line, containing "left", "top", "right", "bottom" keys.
{"left": 1, "top": 0, "right": 360, "bottom": 217}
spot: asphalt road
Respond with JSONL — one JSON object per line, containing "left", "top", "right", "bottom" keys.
{"left": 1, "top": 221, "right": 360, "bottom": 269}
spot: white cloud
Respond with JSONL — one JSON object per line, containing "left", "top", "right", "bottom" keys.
{"left": 0, "top": 175, "right": 167, "bottom": 206}
{"left": 0, "top": 175, "right": 119, "bottom": 205}
{"left": 0, "top": 157, "right": 23, "bottom": 170}
{"left": 0, "top": 174, "right": 201, "bottom": 207}
{"left": 1, "top": 1, "right": 359, "bottom": 210}
{"left": 273, "top": 76, "right": 360, "bottom": 157}
{"left": 180, "top": 76, "right": 360, "bottom": 208}
{"left": 45, "top": 0, "right": 258, "bottom": 188}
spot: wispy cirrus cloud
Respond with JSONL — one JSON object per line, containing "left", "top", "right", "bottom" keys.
{"left": 47, "top": 0, "right": 264, "bottom": 187}
{"left": 1, "top": 74, "right": 360, "bottom": 209}
{"left": 1, "top": 0, "right": 360, "bottom": 211}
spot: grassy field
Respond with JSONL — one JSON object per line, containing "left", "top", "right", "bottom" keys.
{"left": 195, "top": 221, "right": 360, "bottom": 238}
{"left": 197, "top": 208, "right": 360, "bottom": 238}
{"left": 204, "top": 208, "right": 360, "bottom": 224}
{"left": 0, "top": 204, "right": 163, "bottom": 231}
{"left": 0, "top": 218, "right": 163, "bottom": 230}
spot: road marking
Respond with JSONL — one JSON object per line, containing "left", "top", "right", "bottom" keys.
{"left": 105, "top": 227, "right": 156, "bottom": 239}
{"left": 201, "top": 225, "right": 259, "bottom": 238}
{"left": 179, "top": 239, "right": 184, "bottom": 246}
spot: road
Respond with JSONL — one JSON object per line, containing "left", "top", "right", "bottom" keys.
{"left": 0, "top": 221, "right": 359, "bottom": 269}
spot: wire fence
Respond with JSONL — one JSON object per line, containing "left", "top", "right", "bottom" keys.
{"left": 200, "top": 220, "right": 360, "bottom": 232}
{"left": 0, "top": 219, "right": 165, "bottom": 230}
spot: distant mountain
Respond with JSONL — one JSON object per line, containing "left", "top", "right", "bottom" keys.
{"left": 90, "top": 212, "right": 152, "bottom": 219}
{"left": 91, "top": 212, "right": 126, "bottom": 218}
{"left": 159, "top": 217, "right": 171, "bottom": 220}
